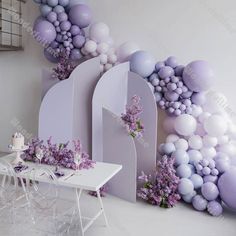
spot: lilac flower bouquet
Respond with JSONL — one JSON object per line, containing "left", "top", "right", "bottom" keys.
{"left": 138, "top": 155, "right": 180, "bottom": 208}
{"left": 121, "top": 95, "right": 144, "bottom": 138}
{"left": 22, "top": 137, "right": 94, "bottom": 170}
{"left": 52, "top": 50, "right": 77, "bottom": 81}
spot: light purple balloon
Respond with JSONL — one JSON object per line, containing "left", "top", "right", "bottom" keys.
{"left": 215, "top": 159, "right": 230, "bottom": 173}
{"left": 158, "top": 66, "right": 174, "bottom": 79}
{"left": 155, "top": 61, "right": 165, "bottom": 72}
{"left": 130, "top": 51, "right": 155, "bottom": 78}
{"left": 57, "top": 12, "right": 68, "bottom": 22}
{"left": 58, "top": 0, "right": 69, "bottom": 7}
{"left": 203, "top": 175, "right": 218, "bottom": 184}
{"left": 53, "top": 5, "right": 65, "bottom": 14}
{"left": 72, "top": 35, "right": 85, "bottom": 48}
{"left": 207, "top": 201, "right": 223, "bottom": 217}
{"left": 201, "top": 182, "right": 219, "bottom": 201}
{"left": 175, "top": 65, "right": 185, "bottom": 76}
{"left": 69, "top": 4, "right": 92, "bottom": 28}
{"left": 218, "top": 167, "right": 236, "bottom": 210}
{"left": 192, "top": 92, "right": 206, "bottom": 105}
{"left": 60, "top": 20, "right": 71, "bottom": 31}
{"left": 164, "top": 91, "right": 179, "bottom": 102}
{"left": 165, "top": 56, "right": 178, "bottom": 68}
{"left": 33, "top": 20, "right": 56, "bottom": 43}
{"left": 50, "top": 41, "right": 59, "bottom": 49}
{"left": 70, "top": 48, "right": 83, "bottom": 60}
{"left": 192, "top": 195, "right": 208, "bottom": 211}
{"left": 70, "top": 25, "right": 81, "bottom": 35}
{"left": 190, "top": 174, "right": 204, "bottom": 189}
{"left": 56, "top": 33, "right": 63, "bottom": 42}
{"left": 47, "top": 0, "right": 58, "bottom": 7}
{"left": 44, "top": 48, "right": 59, "bottom": 63}
{"left": 40, "top": 4, "right": 52, "bottom": 17}
{"left": 178, "top": 178, "right": 194, "bottom": 195}
{"left": 47, "top": 11, "right": 57, "bottom": 23}
{"left": 183, "top": 60, "right": 214, "bottom": 92}
{"left": 176, "top": 164, "right": 192, "bottom": 178}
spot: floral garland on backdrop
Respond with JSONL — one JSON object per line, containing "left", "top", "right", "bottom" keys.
{"left": 31, "top": 0, "right": 236, "bottom": 217}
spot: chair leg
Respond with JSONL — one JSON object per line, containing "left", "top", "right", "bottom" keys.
{"left": 96, "top": 190, "right": 108, "bottom": 226}
{"left": 75, "top": 188, "right": 84, "bottom": 236}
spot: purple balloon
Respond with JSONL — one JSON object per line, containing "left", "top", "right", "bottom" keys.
{"left": 60, "top": 20, "right": 71, "bottom": 31}
{"left": 44, "top": 48, "right": 59, "bottom": 63}
{"left": 201, "top": 182, "right": 219, "bottom": 201}
{"left": 183, "top": 60, "right": 214, "bottom": 92}
{"left": 69, "top": 4, "right": 92, "bottom": 28}
{"left": 192, "top": 195, "right": 208, "bottom": 211}
{"left": 58, "top": 0, "right": 69, "bottom": 7}
{"left": 70, "top": 25, "right": 81, "bottom": 35}
{"left": 56, "top": 34, "right": 63, "bottom": 42}
{"left": 155, "top": 61, "right": 165, "bottom": 72}
{"left": 50, "top": 41, "right": 59, "bottom": 49}
{"left": 40, "top": 4, "right": 52, "bottom": 17}
{"left": 207, "top": 201, "right": 223, "bottom": 217}
{"left": 72, "top": 35, "right": 85, "bottom": 48}
{"left": 165, "top": 56, "right": 178, "bottom": 68}
{"left": 164, "top": 91, "right": 179, "bottom": 102}
{"left": 47, "top": 0, "right": 58, "bottom": 7}
{"left": 192, "top": 92, "right": 206, "bottom": 105}
{"left": 175, "top": 65, "right": 185, "bottom": 76}
{"left": 53, "top": 5, "right": 65, "bottom": 14}
{"left": 218, "top": 167, "right": 236, "bottom": 210}
{"left": 203, "top": 175, "right": 218, "bottom": 184}
{"left": 130, "top": 51, "right": 155, "bottom": 78}
{"left": 70, "top": 48, "right": 83, "bottom": 60}
{"left": 33, "top": 20, "right": 56, "bottom": 43}
{"left": 47, "top": 11, "right": 57, "bottom": 23}
{"left": 57, "top": 12, "right": 68, "bottom": 22}
{"left": 158, "top": 66, "right": 174, "bottom": 79}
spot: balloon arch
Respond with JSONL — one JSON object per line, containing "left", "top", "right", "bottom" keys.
{"left": 32, "top": 0, "right": 236, "bottom": 217}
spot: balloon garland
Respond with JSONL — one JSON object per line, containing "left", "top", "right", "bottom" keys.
{"left": 32, "top": 0, "right": 236, "bottom": 217}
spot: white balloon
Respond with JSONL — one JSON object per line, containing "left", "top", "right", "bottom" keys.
{"left": 198, "top": 112, "right": 211, "bottom": 124}
{"left": 99, "top": 54, "right": 108, "bottom": 65}
{"left": 116, "top": 41, "right": 140, "bottom": 62}
{"left": 191, "top": 105, "right": 203, "bottom": 117}
{"left": 188, "top": 135, "right": 203, "bottom": 150}
{"left": 188, "top": 150, "right": 203, "bottom": 164}
{"left": 104, "top": 63, "right": 113, "bottom": 71}
{"left": 204, "top": 114, "right": 227, "bottom": 137}
{"left": 89, "top": 22, "right": 110, "bottom": 43}
{"left": 174, "top": 138, "right": 189, "bottom": 151}
{"left": 200, "top": 147, "right": 216, "bottom": 159}
{"left": 84, "top": 40, "right": 97, "bottom": 53}
{"left": 218, "top": 143, "right": 236, "bottom": 157}
{"left": 217, "top": 135, "right": 229, "bottom": 145}
{"left": 202, "top": 135, "right": 217, "bottom": 147}
{"left": 108, "top": 53, "right": 117, "bottom": 64}
{"left": 96, "top": 42, "right": 109, "bottom": 54}
{"left": 166, "top": 134, "right": 180, "bottom": 143}
{"left": 174, "top": 114, "right": 197, "bottom": 136}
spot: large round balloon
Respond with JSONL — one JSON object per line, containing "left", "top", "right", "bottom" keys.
{"left": 130, "top": 50, "right": 155, "bottom": 77}
{"left": 33, "top": 20, "right": 56, "bottom": 43}
{"left": 183, "top": 60, "right": 214, "bottom": 92}
{"left": 174, "top": 114, "right": 197, "bottom": 136}
{"left": 89, "top": 22, "right": 110, "bottom": 43}
{"left": 69, "top": 4, "right": 92, "bottom": 28}
{"left": 218, "top": 167, "right": 236, "bottom": 210}
{"left": 116, "top": 41, "right": 140, "bottom": 62}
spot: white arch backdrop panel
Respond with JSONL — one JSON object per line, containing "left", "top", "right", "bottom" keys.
{"left": 39, "top": 57, "right": 101, "bottom": 155}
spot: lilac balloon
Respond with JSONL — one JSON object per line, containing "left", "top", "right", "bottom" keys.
{"left": 183, "top": 60, "right": 214, "bottom": 92}
{"left": 201, "top": 182, "right": 219, "bottom": 201}
{"left": 56, "top": 33, "right": 63, "bottom": 42}
{"left": 58, "top": 0, "right": 69, "bottom": 7}
{"left": 130, "top": 51, "right": 155, "bottom": 77}
{"left": 203, "top": 175, "right": 218, "bottom": 184}
{"left": 47, "top": 0, "right": 58, "bottom": 7}
{"left": 192, "top": 195, "right": 208, "bottom": 211}
{"left": 33, "top": 20, "right": 56, "bottom": 43}
{"left": 47, "top": 11, "right": 57, "bottom": 23}
{"left": 70, "top": 25, "right": 81, "bottom": 35}
{"left": 190, "top": 174, "right": 204, "bottom": 189}
{"left": 192, "top": 92, "right": 206, "bottom": 105}
{"left": 176, "top": 164, "right": 192, "bottom": 178}
{"left": 40, "top": 4, "right": 52, "bottom": 17}
{"left": 69, "top": 4, "right": 92, "bottom": 28}
{"left": 158, "top": 66, "right": 174, "bottom": 79}
{"left": 155, "top": 61, "right": 165, "bottom": 72}
{"left": 60, "top": 20, "right": 71, "bottom": 31}
{"left": 72, "top": 35, "right": 85, "bottom": 48}
{"left": 164, "top": 91, "right": 179, "bottom": 102}
{"left": 215, "top": 159, "right": 230, "bottom": 173}
{"left": 57, "top": 12, "right": 68, "bottom": 22}
{"left": 53, "top": 5, "right": 65, "bottom": 14}
{"left": 182, "top": 191, "right": 197, "bottom": 203}
{"left": 50, "top": 41, "right": 59, "bottom": 49}
{"left": 178, "top": 178, "right": 194, "bottom": 195}
{"left": 44, "top": 48, "right": 59, "bottom": 63}
{"left": 175, "top": 65, "right": 185, "bottom": 76}
{"left": 218, "top": 167, "right": 236, "bottom": 210}
{"left": 207, "top": 201, "right": 223, "bottom": 216}
{"left": 70, "top": 48, "right": 83, "bottom": 60}
{"left": 165, "top": 56, "right": 178, "bottom": 68}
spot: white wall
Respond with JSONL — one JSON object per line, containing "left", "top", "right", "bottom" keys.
{"left": 0, "top": 0, "right": 236, "bottom": 150}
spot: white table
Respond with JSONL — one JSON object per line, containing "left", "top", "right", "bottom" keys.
{"left": 0, "top": 154, "right": 122, "bottom": 236}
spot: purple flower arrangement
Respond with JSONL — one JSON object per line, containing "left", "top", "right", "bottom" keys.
{"left": 138, "top": 155, "right": 181, "bottom": 208}
{"left": 121, "top": 95, "right": 144, "bottom": 138}
{"left": 22, "top": 137, "right": 94, "bottom": 170}
{"left": 52, "top": 50, "right": 77, "bottom": 81}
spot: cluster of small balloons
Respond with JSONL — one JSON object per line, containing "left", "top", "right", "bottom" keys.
{"left": 129, "top": 51, "right": 214, "bottom": 116}
{"left": 33, "top": 0, "right": 92, "bottom": 62}
{"left": 80, "top": 22, "right": 118, "bottom": 73}
{"left": 159, "top": 95, "right": 236, "bottom": 216}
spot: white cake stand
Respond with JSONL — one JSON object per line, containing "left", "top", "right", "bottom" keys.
{"left": 9, "top": 145, "right": 29, "bottom": 165}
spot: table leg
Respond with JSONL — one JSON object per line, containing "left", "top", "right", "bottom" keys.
{"left": 75, "top": 188, "right": 84, "bottom": 236}
{"left": 96, "top": 190, "right": 108, "bottom": 226}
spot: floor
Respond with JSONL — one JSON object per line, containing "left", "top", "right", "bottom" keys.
{"left": 0, "top": 192, "right": 235, "bottom": 236}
